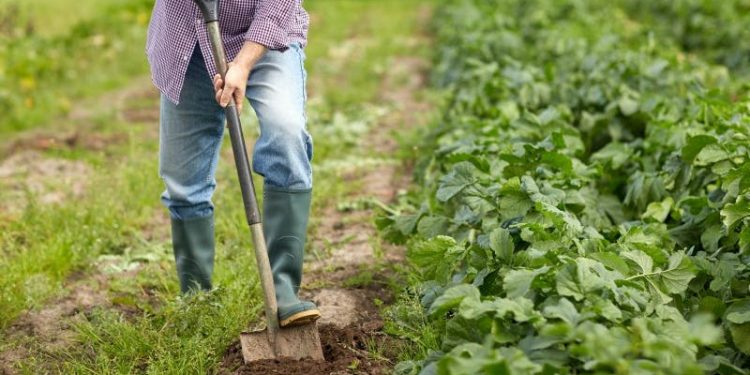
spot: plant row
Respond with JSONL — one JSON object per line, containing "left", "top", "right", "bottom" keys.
{"left": 382, "top": 0, "right": 750, "bottom": 374}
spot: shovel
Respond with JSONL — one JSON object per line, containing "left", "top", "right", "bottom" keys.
{"left": 192, "top": 0, "right": 324, "bottom": 363}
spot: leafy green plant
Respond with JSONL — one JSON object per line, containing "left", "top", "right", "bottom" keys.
{"left": 616, "top": 0, "right": 750, "bottom": 71}
{"left": 382, "top": 0, "right": 750, "bottom": 373}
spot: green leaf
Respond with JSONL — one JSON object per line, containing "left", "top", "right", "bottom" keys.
{"left": 460, "top": 296, "right": 539, "bottom": 323}
{"left": 541, "top": 152, "right": 573, "bottom": 174}
{"left": 699, "top": 355, "right": 747, "bottom": 374}
{"left": 571, "top": 322, "right": 631, "bottom": 366}
{"left": 693, "top": 253, "right": 739, "bottom": 293}
{"left": 589, "top": 252, "right": 630, "bottom": 275}
{"left": 599, "top": 194, "right": 627, "bottom": 224}
{"left": 626, "top": 252, "right": 695, "bottom": 303}
{"left": 740, "top": 227, "right": 750, "bottom": 253}
{"left": 543, "top": 298, "right": 581, "bottom": 326}
{"left": 659, "top": 252, "right": 696, "bottom": 294}
{"left": 556, "top": 265, "right": 584, "bottom": 301}
{"left": 726, "top": 299, "right": 750, "bottom": 325}
{"left": 697, "top": 296, "right": 726, "bottom": 318}
{"left": 688, "top": 313, "right": 724, "bottom": 346}
{"left": 682, "top": 135, "right": 718, "bottom": 163}
{"left": 503, "top": 266, "right": 550, "bottom": 298}
{"left": 499, "top": 178, "right": 534, "bottom": 218}
{"left": 499, "top": 100, "right": 520, "bottom": 121}
{"left": 408, "top": 236, "right": 462, "bottom": 282}
{"left": 711, "top": 257, "right": 739, "bottom": 292}
{"left": 556, "top": 259, "right": 621, "bottom": 301}
{"left": 721, "top": 197, "right": 750, "bottom": 229}
{"left": 694, "top": 144, "right": 730, "bottom": 166}
{"left": 592, "top": 297, "right": 623, "bottom": 322}
{"left": 618, "top": 96, "right": 639, "bottom": 116}
{"left": 537, "top": 201, "right": 584, "bottom": 234}
{"left": 729, "top": 323, "right": 750, "bottom": 355}
{"left": 394, "top": 213, "right": 422, "bottom": 235}
{"left": 522, "top": 176, "right": 563, "bottom": 206}
{"left": 436, "top": 162, "right": 476, "bottom": 202}
{"left": 429, "top": 284, "right": 480, "bottom": 316}
{"left": 641, "top": 197, "right": 674, "bottom": 222}
{"left": 590, "top": 142, "right": 633, "bottom": 170}
{"left": 700, "top": 224, "right": 724, "bottom": 253}
{"left": 436, "top": 343, "right": 487, "bottom": 375}
{"left": 438, "top": 344, "right": 542, "bottom": 375}
{"left": 443, "top": 313, "right": 489, "bottom": 351}
{"left": 489, "top": 227, "right": 514, "bottom": 261}
{"left": 622, "top": 250, "right": 654, "bottom": 274}
{"left": 417, "top": 216, "right": 450, "bottom": 238}
{"left": 539, "top": 107, "right": 560, "bottom": 125}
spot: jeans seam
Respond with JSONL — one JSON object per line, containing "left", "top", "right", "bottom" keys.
{"left": 293, "top": 42, "right": 312, "bottom": 188}
{"left": 296, "top": 45, "right": 308, "bottom": 124}
{"left": 205, "top": 127, "right": 223, "bottom": 184}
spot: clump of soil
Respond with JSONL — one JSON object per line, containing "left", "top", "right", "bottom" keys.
{"left": 0, "top": 274, "right": 110, "bottom": 373}
{"left": 0, "top": 150, "right": 90, "bottom": 215}
{"left": 2, "top": 131, "right": 126, "bottom": 158}
{"left": 221, "top": 323, "right": 401, "bottom": 375}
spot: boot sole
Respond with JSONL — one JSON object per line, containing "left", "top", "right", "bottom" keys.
{"left": 280, "top": 309, "right": 321, "bottom": 328}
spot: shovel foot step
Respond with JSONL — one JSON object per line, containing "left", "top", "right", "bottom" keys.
{"left": 280, "top": 309, "right": 321, "bottom": 328}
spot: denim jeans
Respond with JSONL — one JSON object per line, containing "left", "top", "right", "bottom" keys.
{"left": 159, "top": 43, "right": 313, "bottom": 220}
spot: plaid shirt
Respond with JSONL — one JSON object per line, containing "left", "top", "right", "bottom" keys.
{"left": 146, "top": 0, "right": 309, "bottom": 104}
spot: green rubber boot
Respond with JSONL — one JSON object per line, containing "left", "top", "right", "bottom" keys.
{"left": 263, "top": 186, "right": 321, "bottom": 327}
{"left": 171, "top": 215, "right": 215, "bottom": 294}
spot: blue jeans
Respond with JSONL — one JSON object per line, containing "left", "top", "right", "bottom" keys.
{"left": 159, "top": 44, "right": 313, "bottom": 220}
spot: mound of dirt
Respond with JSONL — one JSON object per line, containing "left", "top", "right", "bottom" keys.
{"left": 2, "top": 131, "right": 127, "bottom": 158}
{"left": 221, "top": 323, "right": 397, "bottom": 375}
{"left": 0, "top": 150, "right": 90, "bottom": 215}
{"left": 0, "top": 275, "right": 110, "bottom": 373}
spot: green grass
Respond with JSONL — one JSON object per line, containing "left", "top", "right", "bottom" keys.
{"left": 0, "top": 0, "right": 434, "bottom": 372}
{"left": 0, "top": 0, "right": 152, "bottom": 134}
{"left": 304, "top": 0, "right": 430, "bottom": 110}
{"left": 0, "top": 0, "right": 137, "bottom": 36}
{"left": 0, "top": 135, "right": 163, "bottom": 328}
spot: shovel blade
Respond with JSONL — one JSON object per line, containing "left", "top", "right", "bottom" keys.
{"left": 240, "top": 323, "right": 324, "bottom": 363}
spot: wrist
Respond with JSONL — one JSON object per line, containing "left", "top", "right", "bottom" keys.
{"left": 236, "top": 41, "right": 267, "bottom": 72}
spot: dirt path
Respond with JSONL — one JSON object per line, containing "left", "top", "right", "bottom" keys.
{"left": 219, "top": 43, "right": 431, "bottom": 375}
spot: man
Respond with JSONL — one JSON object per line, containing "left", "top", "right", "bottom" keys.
{"left": 146, "top": 0, "right": 320, "bottom": 328}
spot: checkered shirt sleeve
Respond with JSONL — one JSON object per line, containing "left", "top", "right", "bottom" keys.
{"left": 245, "top": 0, "right": 298, "bottom": 50}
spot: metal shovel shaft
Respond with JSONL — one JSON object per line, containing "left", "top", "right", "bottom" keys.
{"left": 204, "top": 20, "right": 281, "bottom": 338}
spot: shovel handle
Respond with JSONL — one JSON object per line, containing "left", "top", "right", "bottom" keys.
{"left": 194, "top": 5, "right": 281, "bottom": 337}
{"left": 194, "top": 0, "right": 219, "bottom": 22}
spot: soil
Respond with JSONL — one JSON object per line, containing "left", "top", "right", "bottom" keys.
{"left": 0, "top": 150, "right": 91, "bottom": 216}
{"left": 1, "top": 131, "right": 128, "bottom": 158}
{"left": 0, "top": 76, "right": 160, "bottom": 219}
{"left": 68, "top": 76, "right": 158, "bottom": 124}
{"left": 0, "top": 272, "right": 110, "bottom": 374}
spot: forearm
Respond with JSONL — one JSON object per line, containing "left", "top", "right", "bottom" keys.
{"left": 235, "top": 41, "right": 267, "bottom": 72}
